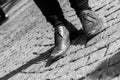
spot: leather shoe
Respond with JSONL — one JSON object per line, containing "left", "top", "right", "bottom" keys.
{"left": 79, "top": 10, "right": 103, "bottom": 38}
{"left": 50, "top": 24, "right": 70, "bottom": 59}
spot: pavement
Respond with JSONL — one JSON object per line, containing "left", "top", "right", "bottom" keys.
{"left": 0, "top": 0, "right": 120, "bottom": 80}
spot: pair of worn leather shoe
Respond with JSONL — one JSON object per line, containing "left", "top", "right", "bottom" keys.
{"left": 50, "top": 10, "right": 103, "bottom": 60}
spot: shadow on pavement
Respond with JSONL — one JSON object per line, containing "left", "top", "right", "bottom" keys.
{"left": 0, "top": 29, "right": 88, "bottom": 80}
{"left": 84, "top": 51, "right": 120, "bottom": 80}
{"left": 0, "top": 47, "right": 54, "bottom": 80}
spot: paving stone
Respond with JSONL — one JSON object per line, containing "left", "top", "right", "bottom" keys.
{"left": 105, "top": 2, "right": 120, "bottom": 17}
{"left": 107, "top": 42, "right": 119, "bottom": 55}
{"left": 108, "top": 31, "right": 120, "bottom": 43}
{"left": 103, "top": 24, "right": 119, "bottom": 38}
{"left": 87, "top": 48, "right": 107, "bottom": 64}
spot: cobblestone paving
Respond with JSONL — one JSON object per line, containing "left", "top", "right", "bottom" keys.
{"left": 0, "top": 0, "right": 120, "bottom": 80}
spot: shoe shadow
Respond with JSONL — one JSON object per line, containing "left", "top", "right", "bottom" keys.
{"left": 0, "top": 47, "right": 54, "bottom": 80}
{"left": 71, "top": 29, "right": 87, "bottom": 45}
{"left": 84, "top": 51, "right": 120, "bottom": 80}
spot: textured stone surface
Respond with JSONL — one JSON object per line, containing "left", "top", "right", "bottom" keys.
{"left": 0, "top": 0, "right": 120, "bottom": 80}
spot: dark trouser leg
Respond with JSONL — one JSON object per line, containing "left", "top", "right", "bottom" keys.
{"left": 0, "top": 7, "right": 6, "bottom": 19}
{"left": 69, "top": 0, "right": 91, "bottom": 14}
{"left": 33, "top": 0, "right": 66, "bottom": 27}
